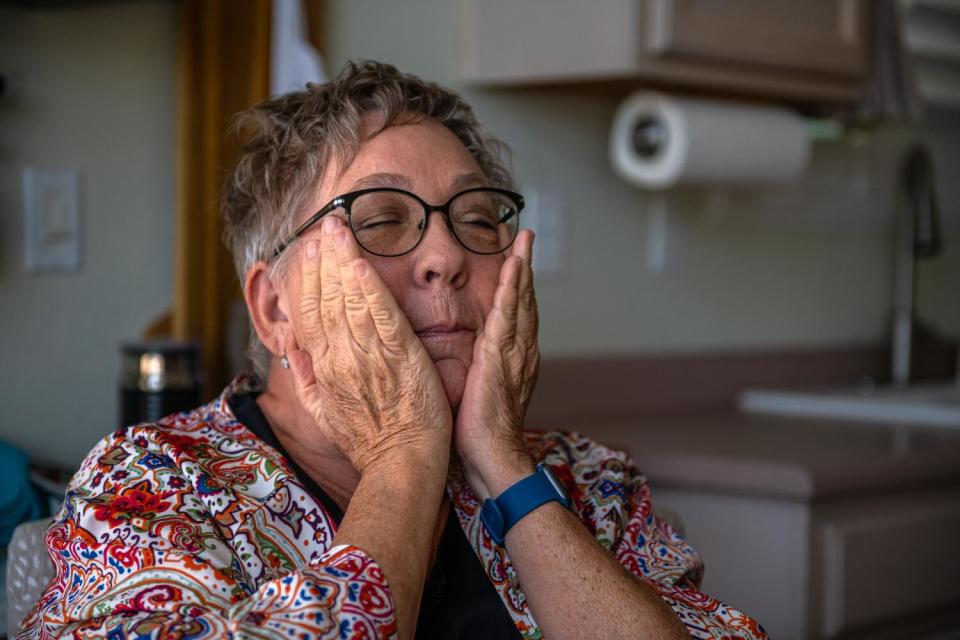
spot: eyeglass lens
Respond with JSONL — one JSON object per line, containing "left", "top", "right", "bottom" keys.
{"left": 348, "top": 190, "right": 519, "bottom": 256}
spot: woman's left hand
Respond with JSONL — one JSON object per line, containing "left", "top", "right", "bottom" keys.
{"left": 454, "top": 229, "right": 540, "bottom": 500}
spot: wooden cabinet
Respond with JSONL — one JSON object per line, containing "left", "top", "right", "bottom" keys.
{"left": 462, "top": 0, "right": 869, "bottom": 105}
{"left": 644, "top": 0, "right": 864, "bottom": 77}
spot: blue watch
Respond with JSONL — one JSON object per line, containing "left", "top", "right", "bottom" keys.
{"left": 480, "top": 463, "right": 572, "bottom": 545}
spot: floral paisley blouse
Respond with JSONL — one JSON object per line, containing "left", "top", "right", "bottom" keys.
{"left": 20, "top": 374, "right": 766, "bottom": 639}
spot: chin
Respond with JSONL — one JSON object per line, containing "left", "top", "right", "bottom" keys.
{"left": 433, "top": 358, "right": 468, "bottom": 409}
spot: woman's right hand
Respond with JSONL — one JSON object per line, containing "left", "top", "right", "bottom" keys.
{"left": 286, "top": 216, "right": 452, "bottom": 476}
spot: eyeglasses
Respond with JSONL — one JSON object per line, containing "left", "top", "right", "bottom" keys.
{"left": 273, "top": 187, "right": 524, "bottom": 258}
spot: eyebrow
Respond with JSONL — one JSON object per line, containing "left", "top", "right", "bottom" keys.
{"left": 347, "top": 171, "right": 490, "bottom": 194}
{"left": 449, "top": 172, "right": 490, "bottom": 191}
{"left": 348, "top": 172, "right": 413, "bottom": 191}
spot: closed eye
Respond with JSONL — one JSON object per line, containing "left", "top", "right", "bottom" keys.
{"left": 354, "top": 212, "right": 407, "bottom": 230}
{"left": 462, "top": 217, "right": 497, "bottom": 230}
{"left": 457, "top": 209, "right": 500, "bottom": 229}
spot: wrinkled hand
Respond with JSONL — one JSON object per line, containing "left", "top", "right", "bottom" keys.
{"left": 454, "top": 230, "right": 540, "bottom": 499}
{"left": 287, "top": 217, "right": 452, "bottom": 476}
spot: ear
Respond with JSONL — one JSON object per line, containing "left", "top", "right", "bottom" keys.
{"left": 244, "top": 260, "right": 294, "bottom": 358}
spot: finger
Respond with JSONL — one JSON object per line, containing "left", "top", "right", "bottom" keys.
{"left": 512, "top": 229, "right": 534, "bottom": 297}
{"left": 514, "top": 231, "right": 539, "bottom": 346}
{"left": 353, "top": 259, "right": 415, "bottom": 353}
{"left": 319, "top": 216, "right": 347, "bottom": 339}
{"left": 511, "top": 228, "right": 533, "bottom": 261}
{"left": 295, "top": 239, "right": 328, "bottom": 358}
{"left": 485, "top": 254, "right": 522, "bottom": 347}
{"left": 334, "top": 227, "right": 379, "bottom": 346}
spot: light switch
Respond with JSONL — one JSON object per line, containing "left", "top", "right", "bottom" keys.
{"left": 645, "top": 193, "right": 688, "bottom": 274}
{"left": 521, "top": 186, "right": 568, "bottom": 279}
{"left": 23, "top": 166, "right": 80, "bottom": 272}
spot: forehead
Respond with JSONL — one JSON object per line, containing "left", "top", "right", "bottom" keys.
{"left": 321, "top": 116, "right": 486, "bottom": 201}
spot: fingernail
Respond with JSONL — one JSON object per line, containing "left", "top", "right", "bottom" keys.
{"left": 335, "top": 229, "right": 348, "bottom": 247}
{"left": 322, "top": 217, "right": 338, "bottom": 234}
{"left": 306, "top": 241, "right": 318, "bottom": 259}
{"left": 353, "top": 261, "right": 368, "bottom": 277}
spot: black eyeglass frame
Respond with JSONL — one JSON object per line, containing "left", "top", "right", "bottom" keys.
{"left": 273, "top": 186, "right": 525, "bottom": 258}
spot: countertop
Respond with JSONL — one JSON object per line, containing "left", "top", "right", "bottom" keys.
{"left": 573, "top": 412, "right": 960, "bottom": 502}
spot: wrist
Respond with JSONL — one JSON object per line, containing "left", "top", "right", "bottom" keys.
{"left": 361, "top": 444, "right": 450, "bottom": 487}
{"left": 465, "top": 448, "right": 536, "bottom": 501}
{"left": 480, "top": 461, "right": 572, "bottom": 546}
{"left": 356, "top": 422, "right": 451, "bottom": 477}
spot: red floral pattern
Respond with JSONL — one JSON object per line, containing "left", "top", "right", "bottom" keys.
{"left": 92, "top": 480, "right": 173, "bottom": 528}
{"left": 19, "top": 373, "right": 765, "bottom": 639}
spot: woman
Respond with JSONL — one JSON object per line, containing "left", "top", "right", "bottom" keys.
{"left": 22, "top": 61, "right": 765, "bottom": 639}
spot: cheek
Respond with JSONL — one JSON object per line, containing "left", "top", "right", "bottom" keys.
{"left": 475, "top": 258, "right": 504, "bottom": 317}
{"left": 364, "top": 258, "right": 408, "bottom": 307}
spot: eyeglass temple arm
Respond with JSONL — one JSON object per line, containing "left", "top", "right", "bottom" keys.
{"left": 272, "top": 201, "right": 340, "bottom": 257}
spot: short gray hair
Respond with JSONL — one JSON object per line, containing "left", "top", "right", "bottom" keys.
{"left": 221, "top": 60, "right": 516, "bottom": 381}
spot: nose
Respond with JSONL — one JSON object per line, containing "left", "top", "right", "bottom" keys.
{"left": 413, "top": 211, "right": 468, "bottom": 288}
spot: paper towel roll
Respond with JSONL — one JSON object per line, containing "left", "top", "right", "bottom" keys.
{"left": 609, "top": 92, "right": 810, "bottom": 189}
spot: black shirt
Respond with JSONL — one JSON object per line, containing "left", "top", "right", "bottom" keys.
{"left": 228, "top": 392, "right": 522, "bottom": 640}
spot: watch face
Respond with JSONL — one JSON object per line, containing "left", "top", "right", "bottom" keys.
{"left": 539, "top": 464, "right": 571, "bottom": 503}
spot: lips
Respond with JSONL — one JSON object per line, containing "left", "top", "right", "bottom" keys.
{"left": 415, "top": 323, "right": 475, "bottom": 339}
{"left": 414, "top": 323, "right": 477, "bottom": 363}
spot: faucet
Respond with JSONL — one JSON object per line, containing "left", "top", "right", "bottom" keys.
{"left": 891, "top": 144, "right": 940, "bottom": 388}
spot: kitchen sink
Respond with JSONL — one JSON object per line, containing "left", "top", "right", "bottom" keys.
{"left": 738, "top": 382, "right": 960, "bottom": 429}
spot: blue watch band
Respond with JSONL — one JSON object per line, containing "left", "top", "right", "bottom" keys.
{"left": 480, "top": 463, "right": 571, "bottom": 545}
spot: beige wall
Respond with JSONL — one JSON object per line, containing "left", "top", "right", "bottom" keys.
{"left": 0, "top": 2, "right": 176, "bottom": 467}
{"left": 325, "top": 0, "right": 959, "bottom": 355}
{"left": 0, "top": 0, "right": 957, "bottom": 467}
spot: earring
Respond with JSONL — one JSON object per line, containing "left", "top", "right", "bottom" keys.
{"left": 280, "top": 351, "right": 290, "bottom": 370}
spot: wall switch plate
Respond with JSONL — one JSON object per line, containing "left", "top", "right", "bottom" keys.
{"left": 645, "top": 194, "right": 687, "bottom": 274}
{"left": 522, "top": 186, "right": 568, "bottom": 279}
{"left": 23, "top": 166, "right": 80, "bottom": 272}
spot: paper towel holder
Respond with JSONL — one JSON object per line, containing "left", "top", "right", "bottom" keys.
{"left": 610, "top": 91, "right": 810, "bottom": 190}
{"left": 631, "top": 116, "right": 669, "bottom": 159}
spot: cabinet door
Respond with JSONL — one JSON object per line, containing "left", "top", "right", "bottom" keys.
{"left": 461, "top": 0, "right": 867, "bottom": 102}
{"left": 645, "top": 0, "right": 866, "bottom": 77}
{"left": 814, "top": 489, "right": 960, "bottom": 636}
{"left": 462, "top": 0, "right": 643, "bottom": 83}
